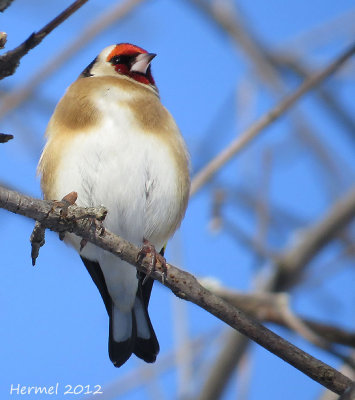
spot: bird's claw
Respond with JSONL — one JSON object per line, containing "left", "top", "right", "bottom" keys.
{"left": 137, "top": 239, "right": 167, "bottom": 284}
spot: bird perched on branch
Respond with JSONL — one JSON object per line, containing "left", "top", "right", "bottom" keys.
{"left": 38, "top": 43, "right": 190, "bottom": 367}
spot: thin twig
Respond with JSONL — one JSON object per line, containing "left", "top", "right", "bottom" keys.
{"left": 197, "top": 331, "right": 249, "bottom": 400}
{"left": 30, "top": 221, "right": 45, "bottom": 266}
{"left": 0, "top": 0, "right": 14, "bottom": 12}
{"left": 275, "top": 295, "right": 355, "bottom": 368}
{"left": 0, "top": 185, "right": 352, "bottom": 395}
{"left": 272, "top": 186, "right": 355, "bottom": 291}
{"left": 190, "top": 42, "right": 355, "bottom": 195}
{"left": 0, "top": 132, "right": 13, "bottom": 142}
{"left": 223, "top": 219, "right": 274, "bottom": 260}
{"left": 188, "top": 5, "right": 355, "bottom": 387}
{"left": 254, "top": 148, "right": 272, "bottom": 254}
{"left": 270, "top": 52, "right": 355, "bottom": 141}
{"left": 0, "top": 0, "right": 89, "bottom": 79}
{"left": 202, "top": 284, "right": 355, "bottom": 348}
{"left": 0, "top": 0, "right": 146, "bottom": 118}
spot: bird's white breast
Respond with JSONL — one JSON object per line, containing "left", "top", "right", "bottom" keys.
{"left": 42, "top": 78, "right": 189, "bottom": 310}
{"left": 52, "top": 84, "right": 184, "bottom": 258}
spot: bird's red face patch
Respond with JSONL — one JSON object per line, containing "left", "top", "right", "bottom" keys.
{"left": 107, "top": 43, "right": 156, "bottom": 87}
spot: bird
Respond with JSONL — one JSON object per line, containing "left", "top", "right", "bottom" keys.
{"left": 38, "top": 43, "right": 190, "bottom": 367}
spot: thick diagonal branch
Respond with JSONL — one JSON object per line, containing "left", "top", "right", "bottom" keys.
{"left": 0, "top": 185, "right": 352, "bottom": 395}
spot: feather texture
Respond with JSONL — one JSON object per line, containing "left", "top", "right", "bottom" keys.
{"left": 38, "top": 46, "right": 190, "bottom": 367}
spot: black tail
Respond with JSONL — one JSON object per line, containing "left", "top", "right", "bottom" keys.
{"left": 108, "top": 303, "right": 136, "bottom": 368}
{"left": 81, "top": 256, "right": 159, "bottom": 367}
{"left": 133, "top": 272, "right": 159, "bottom": 362}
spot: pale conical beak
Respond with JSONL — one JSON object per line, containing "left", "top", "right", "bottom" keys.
{"left": 130, "top": 53, "right": 156, "bottom": 74}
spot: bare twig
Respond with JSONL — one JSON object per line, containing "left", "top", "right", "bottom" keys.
{"left": 30, "top": 190, "right": 80, "bottom": 263}
{"left": 270, "top": 53, "right": 355, "bottom": 140}
{"left": 254, "top": 148, "right": 272, "bottom": 252}
{"left": 187, "top": 5, "right": 355, "bottom": 397}
{"left": 0, "top": 185, "right": 353, "bottom": 395}
{"left": 223, "top": 219, "right": 274, "bottom": 260}
{"left": 0, "top": 0, "right": 146, "bottom": 119}
{"left": 275, "top": 296, "right": 355, "bottom": 368}
{"left": 0, "top": 0, "right": 14, "bottom": 12}
{"left": 276, "top": 295, "right": 331, "bottom": 347}
{"left": 203, "top": 285, "right": 355, "bottom": 348}
{"left": 186, "top": 0, "right": 282, "bottom": 90}
{"left": 229, "top": 187, "right": 307, "bottom": 231}
{"left": 0, "top": 0, "right": 89, "bottom": 79}
{"left": 190, "top": 42, "right": 355, "bottom": 195}
{"left": 209, "top": 188, "right": 225, "bottom": 232}
{"left": 193, "top": 0, "right": 353, "bottom": 201}
{"left": 272, "top": 186, "right": 355, "bottom": 291}
{"left": 303, "top": 243, "right": 355, "bottom": 290}
{"left": 172, "top": 297, "right": 193, "bottom": 398}
{"left": 197, "top": 332, "right": 249, "bottom": 400}
{"left": 30, "top": 221, "right": 45, "bottom": 266}
{"left": 187, "top": 0, "right": 353, "bottom": 204}
{"left": 0, "top": 132, "right": 13, "bottom": 142}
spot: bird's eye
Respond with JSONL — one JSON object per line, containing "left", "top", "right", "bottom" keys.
{"left": 110, "top": 55, "right": 129, "bottom": 65}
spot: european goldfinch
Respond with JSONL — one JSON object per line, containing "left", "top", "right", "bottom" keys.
{"left": 38, "top": 43, "right": 190, "bottom": 367}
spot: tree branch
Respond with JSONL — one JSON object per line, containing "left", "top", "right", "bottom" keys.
{"left": 0, "top": 185, "right": 352, "bottom": 395}
{"left": 190, "top": 42, "right": 355, "bottom": 195}
{"left": 269, "top": 52, "right": 355, "bottom": 141}
{"left": 272, "top": 186, "right": 355, "bottom": 291}
{"left": 197, "top": 332, "right": 249, "bottom": 400}
{"left": 0, "top": 133, "right": 13, "bottom": 143}
{"left": 198, "top": 187, "right": 355, "bottom": 399}
{"left": 206, "top": 287, "right": 355, "bottom": 348}
{"left": 0, "top": 0, "right": 146, "bottom": 119}
{"left": 0, "top": 0, "right": 88, "bottom": 79}
{"left": 0, "top": 0, "right": 14, "bottom": 12}
{"left": 338, "top": 382, "right": 355, "bottom": 400}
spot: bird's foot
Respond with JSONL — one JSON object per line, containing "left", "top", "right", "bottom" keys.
{"left": 137, "top": 238, "right": 167, "bottom": 285}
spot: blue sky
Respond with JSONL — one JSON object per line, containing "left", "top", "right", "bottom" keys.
{"left": 0, "top": 1, "right": 354, "bottom": 399}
